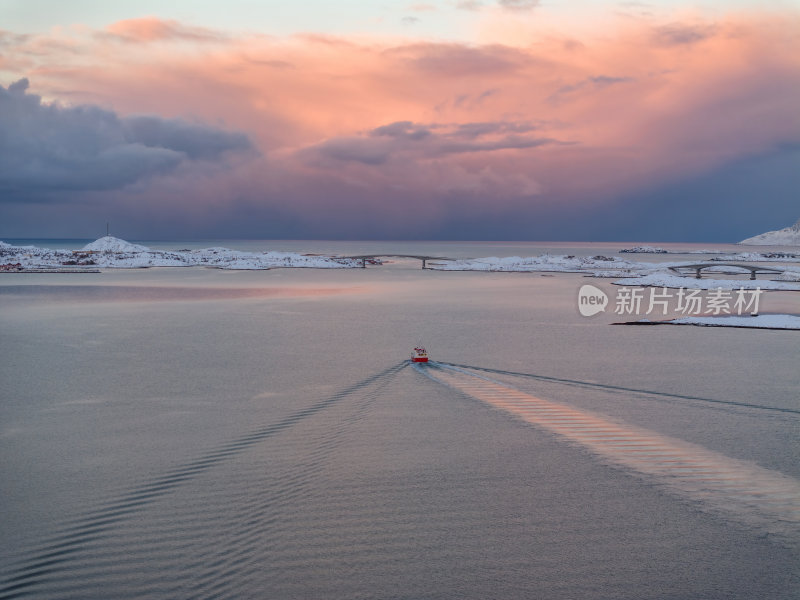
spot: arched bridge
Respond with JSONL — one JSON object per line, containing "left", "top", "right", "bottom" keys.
{"left": 342, "top": 255, "right": 454, "bottom": 269}
{"left": 668, "top": 262, "right": 784, "bottom": 280}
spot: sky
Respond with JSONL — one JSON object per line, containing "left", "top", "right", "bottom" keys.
{"left": 1, "top": 0, "right": 798, "bottom": 241}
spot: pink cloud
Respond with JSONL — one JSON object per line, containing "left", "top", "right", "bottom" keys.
{"left": 104, "top": 17, "right": 226, "bottom": 43}
{"left": 3, "top": 12, "right": 799, "bottom": 234}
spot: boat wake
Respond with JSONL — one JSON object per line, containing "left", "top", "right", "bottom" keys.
{"left": 0, "top": 362, "right": 407, "bottom": 600}
{"left": 439, "top": 362, "right": 800, "bottom": 416}
{"left": 416, "top": 362, "right": 800, "bottom": 547}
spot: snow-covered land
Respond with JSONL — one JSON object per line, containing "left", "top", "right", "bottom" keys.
{"left": 739, "top": 219, "right": 800, "bottom": 246}
{"left": 0, "top": 237, "right": 361, "bottom": 270}
{"left": 617, "top": 247, "right": 799, "bottom": 259}
{"left": 82, "top": 236, "right": 150, "bottom": 253}
{"left": 611, "top": 272, "right": 800, "bottom": 291}
{"left": 714, "top": 251, "right": 800, "bottom": 262}
{"left": 3, "top": 238, "right": 800, "bottom": 287}
{"left": 665, "top": 315, "right": 800, "bottom": 330}
{"left": 428, "top": 254, "right": 645, "bottom": 276}
{"left": 619, "top": 246, "right": 669, "bottom": 254}
{"left": 776, "top": 267, "right": 800, "bottom": 281}
{"left": 618, "top": 247, "right": 745, "bottom": 255}
{"left": 428, "top": 254, "right": 800, "bottom": 289}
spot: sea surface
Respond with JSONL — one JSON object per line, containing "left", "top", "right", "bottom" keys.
{"left": 0, "top": 241, "right": 798, "bottom": 599}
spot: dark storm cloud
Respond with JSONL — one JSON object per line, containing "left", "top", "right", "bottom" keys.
{"left": 123, "top": 116, "right": 251, "bottom": 160}
{"left": 311, "top": 137, "right": 391, "bottom": 166}
{"left": 654, "top": 23, "right": 716, "bottom": 46}
{"left": 600, "top": 145, "right": 800, "bottom": 243}
{"left": 370, "top": 121, "right": 432, "bottom": 141}
{"left": 394, "top": 43, "right": 526, "bottom": 76}
{"left": 438, "top": 135, "right": 554, "bottom": 154}
{"left": 373, "top": 120, "right": 540, "bottom": 141}
{"left": 451, "top": 88, "right": 498, "bottom": 110}
{"left": 0, "top": 79, "right": 252, "bottom": 197}
{"left": 549, "top": 75, "right": 635, "bottom": 102}
{"left": 452, "top": 121, "right": 538, "bottom": 139}
{"left": 305, "top": 120, "right": 559, "bottom": 166}
{"left": 589, "top": 75, "right": 634, "bottom": 86}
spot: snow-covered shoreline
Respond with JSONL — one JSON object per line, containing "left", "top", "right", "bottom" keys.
{"left": 427, "top": 254, "right": 647, "bottom": 276}
{"left": 617, "top": 247, "right": 800, "bottom": 260}
{"left": 426, "top": 253, "right": 800, "bottom": 290}
{"left": 624, "top": 315, "right": 800, "bottom": 330}
{"left": 611, "top": 273, "right": 800, "bottom": 291}
{"left": 0, "top": 237, "right": 361, "bottom": 270}
{"left": 2, "top": 237, "right": 800, "bottom": 291}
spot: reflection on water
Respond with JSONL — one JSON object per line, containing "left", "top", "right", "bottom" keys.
{"left": 0, "top": 285, "right": 360, "bottom": 303}
{"left": 0, "top": 259, "right": 797, "bottom": 599}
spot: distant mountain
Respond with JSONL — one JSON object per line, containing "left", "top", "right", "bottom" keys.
{"left": 739, "top": 219, "right": 800, "bottom": 245}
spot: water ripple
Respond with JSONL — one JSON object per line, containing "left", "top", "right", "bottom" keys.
{"left": 0, "top": 362, "right": 407, "bottom": 600}
{"left": 419, "top": 362, "right": 800, "bottom": 547}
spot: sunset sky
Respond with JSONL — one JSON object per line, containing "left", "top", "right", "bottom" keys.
{"left": 1, "top": 0, "right": 798, "bottom": 241}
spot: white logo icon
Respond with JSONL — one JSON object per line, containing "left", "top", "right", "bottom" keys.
{"left": 578, "top": 284, "right": 608, "bottom": 317}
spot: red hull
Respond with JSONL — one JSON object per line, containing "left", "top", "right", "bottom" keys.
{"left": 411, "top": 346, "right": 429, "bottom": 362}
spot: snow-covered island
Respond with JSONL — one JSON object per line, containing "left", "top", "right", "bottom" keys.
{"left": 0, "top": 237, "right": 362, "bottom": 270}
{"left": 610, "top": 272, "right": 800, "bottom": 291}
{"left": 619, "top": 246, "right": 669, "bottom": 254}
{"left": 619, "top": 247, "right": 742, "bottom": 255}
{"left": 627, "top": 315, "right": 800, "bottom": 330}
{"left": 428, "top": 254, "right": 645, "bottom": 277}
{"left": 739, "top": 218, "right": 800, "bottom": 246}
{"left": 427, "top": 254, "right": 800, "bottom": 290}
{"left": 711, "top": 251, "right": 800, "bottom": 262}
{"left": 2, "top": 237, "right": 800, "bottom": 291}
{"left": 427, "top": 254, "right": 798, "bottom": 274}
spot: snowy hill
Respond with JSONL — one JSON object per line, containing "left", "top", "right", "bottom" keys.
{"left": 82, "top": 236, "right": 151, "bottom": 253}
{"left": 739, "top": 219, "right": 800, "bottom": 246}
{"left": 0, "top": 237, "right": 361, "bottom": 269}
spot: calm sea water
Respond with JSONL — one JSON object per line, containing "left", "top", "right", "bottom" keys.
{"left": 0, "top": 241, "right": 798, "bottom": 599}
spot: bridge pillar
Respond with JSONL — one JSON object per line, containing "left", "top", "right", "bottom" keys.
{"left": 422, "top": 258, "right": 426, "bottom": 269}
{"left": 695, "top": 268, "right": 702, "bottom": 279}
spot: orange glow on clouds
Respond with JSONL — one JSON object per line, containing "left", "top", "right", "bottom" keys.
{"left": 2, "top": 8, "right": 798, "bottom": 235}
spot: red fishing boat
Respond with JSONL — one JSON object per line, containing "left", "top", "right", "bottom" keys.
{"left": 411, "top": 347, "right": 429, "bottom": 363}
